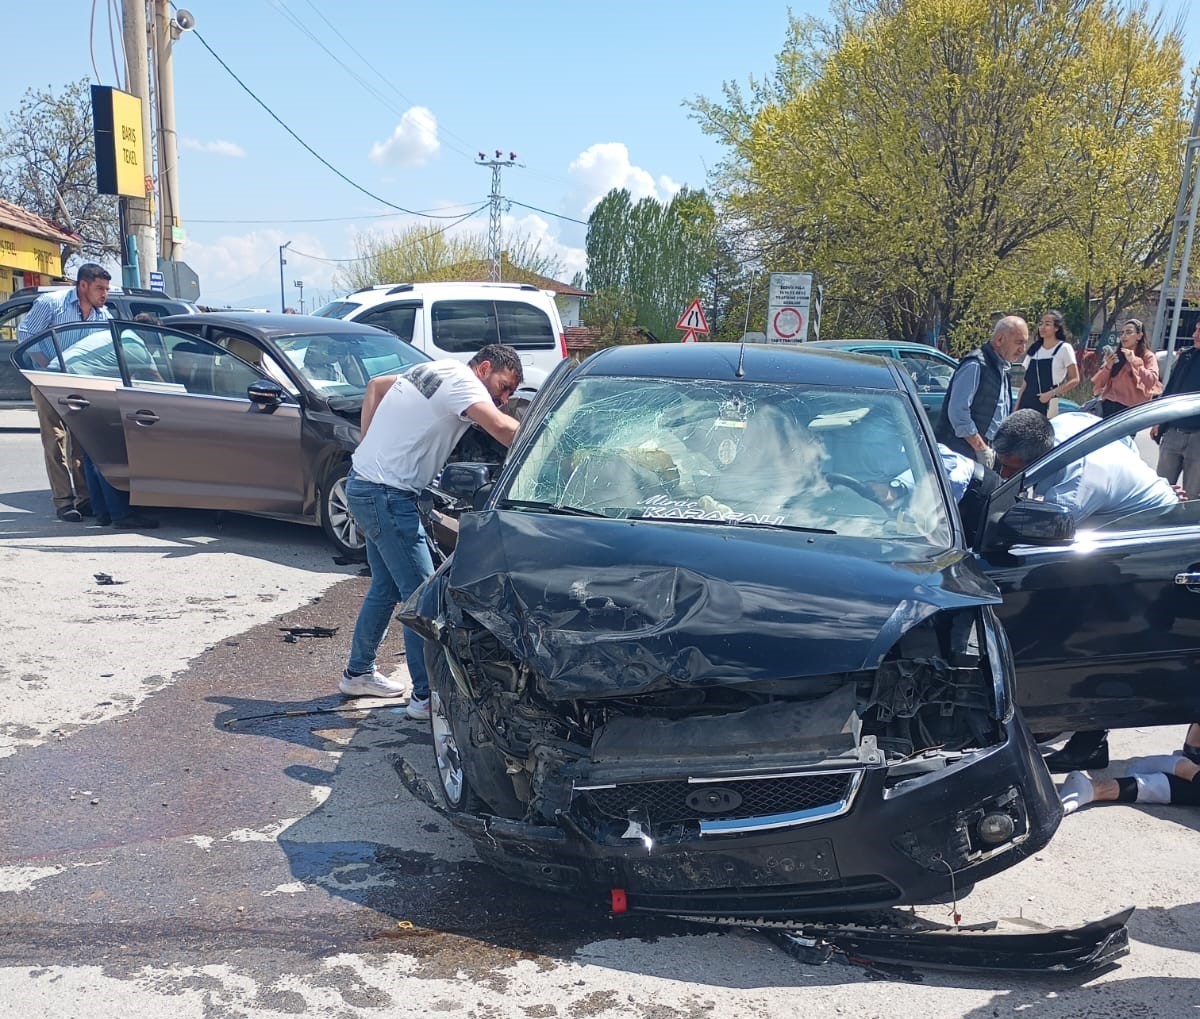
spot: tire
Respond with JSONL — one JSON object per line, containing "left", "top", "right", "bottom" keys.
{"left": 320, "top": 461, "right": 366, "bottom": 559}
{"left": 427, "top": 643, "right": 524, "bottom": 817}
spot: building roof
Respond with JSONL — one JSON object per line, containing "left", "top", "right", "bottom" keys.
{"left": 0, "top": 199, "right": 78, "bottom": 247}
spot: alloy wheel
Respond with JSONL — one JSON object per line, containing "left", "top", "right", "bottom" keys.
{"left": 326, "top": 475, "right": 363, "bottom": 552}
{"left": 431, "top": 689, "right": 465, "bottom": 805}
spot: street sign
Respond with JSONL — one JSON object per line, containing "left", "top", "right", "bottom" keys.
{"left": 148, "top": 271, "right": 165, "bottom": 293}
{"left": 767, "top": 272, "right": 814, "bottom": 343}
{"left": 676, "top": 299, "right": 710, "bottom": 336}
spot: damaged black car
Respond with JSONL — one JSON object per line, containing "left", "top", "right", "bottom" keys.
{"left": 402, "top": 343, "right": 1200, "bottom": 918}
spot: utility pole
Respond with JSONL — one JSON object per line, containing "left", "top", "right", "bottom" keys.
{"left": 152, "top": 0, "right": 184, "bottom": 265}
{"left": 294, "top": 279, "right": 305, "bottom": 314}
{"left": 1150, "top": 95, "right": 1200, "bottom": 381}
{"left": 120, "top": 0, "right": 157, "bottom": 287}
{"left": 279, "top": 241, "right": 292, "bottom": 313}
{"left": 476, "top": 150, "right": 521, "bottom": 281}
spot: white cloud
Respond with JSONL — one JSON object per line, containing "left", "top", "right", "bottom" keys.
{"left": 501, "top": 211, "right": 586, "bottom": 282}
{"left": 567, "top": 142, "right": 677, "bottom": 215}
{"left": 181, "top": 137, "right": 246, "bottom": 158}
{"left": 369, "top": 106, "right": 440, "bottom": 167}
{"left": 185, "top": 229, "right": 340, "bottom": 307}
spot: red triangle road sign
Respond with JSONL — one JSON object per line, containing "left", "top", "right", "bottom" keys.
{"left": 676, "top": 298, "right": 710, "bottom": 334}
{"left": 680, "top": 329, "right": 698, "bottom": 343}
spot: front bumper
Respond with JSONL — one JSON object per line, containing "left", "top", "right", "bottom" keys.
{"left": 397, "top": 712, "right": 1061, "bottom": 917}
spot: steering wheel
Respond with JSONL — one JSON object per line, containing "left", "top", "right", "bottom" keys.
{"left": 824, "top": 473, "right": 881, "bottom": 503}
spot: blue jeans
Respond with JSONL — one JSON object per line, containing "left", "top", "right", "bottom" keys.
{"left": 345, "top": 471, "right": 433, "bottom": 699}
{"left": 81, "top": 451, "right": 131, "bottom": 521}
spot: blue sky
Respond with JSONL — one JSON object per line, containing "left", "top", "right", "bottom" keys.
{"left": 6, "top": 2, "right": 1199, "bottom": 308}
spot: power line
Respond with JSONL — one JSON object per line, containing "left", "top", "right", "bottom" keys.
{"left": 284, "top": 203, "right": 488, "bottom": 263}
{"left": 508, "top": 199, "right": 587, "bottom": 226}
{"left": 190, "top": 202, "right": 486, "bottom": 225}
{"left": 189, "top": 26, "right": 473, "bottom": 220}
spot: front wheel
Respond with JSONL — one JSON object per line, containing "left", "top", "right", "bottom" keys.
{"left": 320, "top": 462, "right": 366, "bottom": 559}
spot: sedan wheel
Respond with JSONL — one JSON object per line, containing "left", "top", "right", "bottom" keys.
{"left": 321, "top": 464, "right": 365, "bottom": 558}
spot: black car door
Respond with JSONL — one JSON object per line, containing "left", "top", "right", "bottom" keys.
{"left": 974, "top": 397, "right": 1200, "bottom": 732}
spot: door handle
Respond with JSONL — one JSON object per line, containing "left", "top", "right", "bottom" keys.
{"left": 1175, "top": 573, "right": 1200, "bottom": 587}
{"left": 127, "top": 410, "right": 160, "bottom": 426}
{"left": 58, "top": 395, "right": 90, "bottom": 411}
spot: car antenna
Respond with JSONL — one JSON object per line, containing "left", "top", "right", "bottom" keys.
{"left": 735, "top": 274, "right": 754, "bottom": 379}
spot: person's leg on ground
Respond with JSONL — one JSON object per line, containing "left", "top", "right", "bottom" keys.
{"left": 1156, "top": 429, "right": 1186, "bottom": 487}
{"left": 81, "top": 452, "right": 111, "bottom": 524}
{"left": 1183, "top": 722, "right": 1200, "bottom": 764}
{"left": 1178, "top": 432, "right": 1200, "bottom": 501}
{"left": 32, "top": 387, "right": 81, "bottom": 519}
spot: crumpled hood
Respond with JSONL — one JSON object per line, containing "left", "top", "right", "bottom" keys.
{"left": 406, "top": 510, "right": 1001, "bottom": 700}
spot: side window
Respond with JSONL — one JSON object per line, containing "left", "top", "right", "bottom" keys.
{"left": 55, "top": 323, "right": 124, "bottom": 379}
{"left": 430, "top": 300, "right": 499, "bottom": 353}
{"left": 359, "top": 302, "right": 419, "bottom": 343}
{"left": 160, "top": 331, "right": 263, "bottom": 398}
{"left": 0, "top": 303, "right": 31, "bottom": 343}
{"left": 900, "top": 351, "right": 954, "bottom": 391}
{"left": 496, "top": 301, "right": 555, "bottom": 349}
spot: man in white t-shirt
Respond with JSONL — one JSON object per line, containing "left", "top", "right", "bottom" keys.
{"left": 339, "top": 344, "right": 523, "bottom": 717}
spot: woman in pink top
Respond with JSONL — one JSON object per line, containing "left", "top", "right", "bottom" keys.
{"left": 1090, "top": 318, "right": 1162, "bottom": 418}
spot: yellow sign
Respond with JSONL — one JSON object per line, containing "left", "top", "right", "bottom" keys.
{"left": 0, "top": 226, "right": 63, "bottom": 276}
{"left": 92, "top": 85, "right": 147, "bottom": 198}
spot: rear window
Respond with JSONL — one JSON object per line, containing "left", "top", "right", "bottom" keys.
{"left": 125, "top": 299, "right": 193, "bottom": 318}
{"left": 312, "top": 301, "right": 361, "bottom": 319}
{"left": 432, "top": 299, "right": 554, "bottom": 352}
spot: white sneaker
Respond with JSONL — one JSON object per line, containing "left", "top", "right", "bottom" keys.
{"left": 339, "top": 668, "right": 407, "bottom": 698}
{"left": 405, "top": 696, "right": 431, "bottom": 721}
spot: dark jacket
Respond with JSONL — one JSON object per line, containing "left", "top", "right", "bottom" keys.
{"left": 1160, "top": 345, "right": 1200, "bottom": 433}
{"left": 935, "top": 343, "right": 1008, "bottom": 457}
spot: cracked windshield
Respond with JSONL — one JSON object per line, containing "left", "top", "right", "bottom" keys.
{"left": 505, "top": 376, "right": 953, "bottom": 547}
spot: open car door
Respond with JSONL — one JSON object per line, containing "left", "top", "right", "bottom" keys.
{"left": 974, "top": 396, "right": 1200, "bottom": 732}
{"left": 14, "top": 322, "right": 305, "bottom": 515}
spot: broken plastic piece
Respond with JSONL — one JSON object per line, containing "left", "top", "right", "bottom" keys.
{"left": 93, "top": 573, "right": 123, "bottom": 586}
{"left": 611, "top": 888, "right": 628, "bottom": 914}
{"left": 279, "top": 625, "right": 339, "bottom": 641}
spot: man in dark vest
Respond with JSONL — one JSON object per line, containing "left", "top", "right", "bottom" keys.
{"left": 935, "top": 316, "right": 1030, "bottom": 466}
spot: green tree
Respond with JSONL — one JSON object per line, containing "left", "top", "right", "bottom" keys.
{"left": 0, "top": 79, "right": 118, "bottom": 262}
{"left": 690, "top": 0, "right": 1189, "bottom": 350}
{"left": 336, "top": 224, "right": 564, "bottom": 291}
{"left": 585, "top": 187, "right": 716, "bottom": 341}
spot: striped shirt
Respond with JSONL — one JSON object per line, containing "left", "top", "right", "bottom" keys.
{"left": 17, "top": 288, "right": 111, "bottom": 341}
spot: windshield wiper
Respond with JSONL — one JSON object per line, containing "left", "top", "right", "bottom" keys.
{"left": 497, "top": 498, "right": 609, "bottom": 518}
{"left": 635, "top": 514, "right": 837, "bottom": 535}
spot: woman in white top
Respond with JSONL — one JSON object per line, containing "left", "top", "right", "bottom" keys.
{"left": 1016, "top": 309, "right": 1080, "bottom": 416}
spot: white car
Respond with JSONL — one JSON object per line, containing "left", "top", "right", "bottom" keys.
{"left": 313, "top": 281, "right": 567, "bottom": 387}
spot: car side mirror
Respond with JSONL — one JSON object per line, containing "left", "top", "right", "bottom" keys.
{"left": 247, "top": 379, "right": 285, "bottom": 408}
{"left": 439, "top": 462, "right": 492, "bottom": 505}
{"left": 995, "top": 500, "right": 1075, "bottom": 546}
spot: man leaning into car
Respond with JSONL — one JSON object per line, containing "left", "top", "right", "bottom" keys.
{"left": 337, "top": 343, "right": 523, "bottom": 720}
{"left": 17, "top": 263, "right": 112, "bottom": 523}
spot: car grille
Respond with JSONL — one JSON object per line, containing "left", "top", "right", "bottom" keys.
{"left": 579, "top": 773, "right": 855, "bottom": 825}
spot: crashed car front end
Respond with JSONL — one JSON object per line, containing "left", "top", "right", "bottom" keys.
{"left": 404, "top": 512, "right": 1060, "bottom": 917}
{"left": 399, "top": 367, "right": 1061, "bottom": 916}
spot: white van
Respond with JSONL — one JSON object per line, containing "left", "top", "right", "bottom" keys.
{"left": 313, "top": 281, "right": 567, "bottom": 387}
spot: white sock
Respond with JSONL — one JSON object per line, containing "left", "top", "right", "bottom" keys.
{"left": 1059, "top": 770, "right": 1095, "bottom": 816}
{"left": 1132, "top": 773, "right": 1172, "bottom": 804}
{"left": 1126, "top": 754, "right": 1183, "bottom": 776}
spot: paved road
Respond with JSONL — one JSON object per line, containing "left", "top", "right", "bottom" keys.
{"left": 0, "top": 430, "right": 1196, "bottom": 1017}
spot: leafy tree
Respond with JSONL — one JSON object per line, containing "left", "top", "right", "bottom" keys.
{"left": 581, "top": 287, "right": 640, "bottom": 348}
{"left": 690, "top": 0, "right": 1189, "bottom": 350}
{"left": 586, "top": 187, "right": 716, "bottom": 341}
{"left": 336, "top": 224, "right": 563, "bottom": 290}
{"left": 0, "top": 79, "right": 118, "bottom": 262}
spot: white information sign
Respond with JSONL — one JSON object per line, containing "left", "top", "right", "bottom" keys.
{"left": 767, "top": 272, "right": 813, "bottom": 343}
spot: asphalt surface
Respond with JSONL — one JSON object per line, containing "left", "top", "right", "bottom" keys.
{"left": 0, "top": 428, "right": 1197, "bottom": 1017}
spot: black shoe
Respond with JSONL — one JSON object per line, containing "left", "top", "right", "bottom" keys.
{"left": 76, "top": 502, "right": 94, "bottom": 517}
{"left": 1044, "top": 736, "right": 1109, "bottom": 774}
{"left": 56, "top": 507, "right": 83, "bottom": 523}
{"left": 113, "top": 512, "right": 159, "bottom": 530}
{"left": 95, "top": 514, "right": 112, "bottom": 527}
